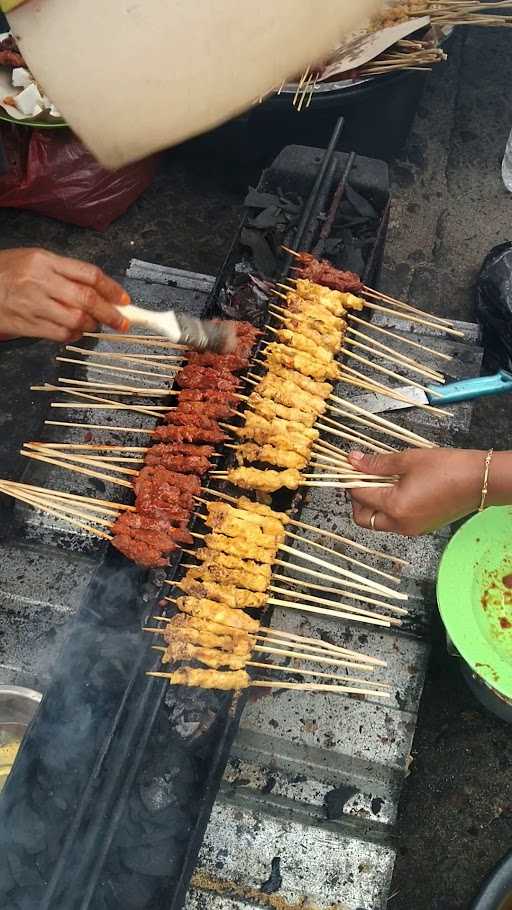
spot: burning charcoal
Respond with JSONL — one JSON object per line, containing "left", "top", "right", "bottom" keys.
{"left": 13, "top": 887, "right": 46, "bottom": 910}
{"left": 8, "top": 802, "right": 46, "bottom": 855}
{"left": 260, "top": 856, "right": 283, "bottom": 894}
{"left": 104, "top": 872, "right": 160, "bottom": 909}
{"left": 121, "top": 839, "right": 181, "bottom": 877}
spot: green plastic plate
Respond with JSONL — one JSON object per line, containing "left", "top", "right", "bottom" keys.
{"left": 437, "top": 507, "right": 512, "bottom": 700}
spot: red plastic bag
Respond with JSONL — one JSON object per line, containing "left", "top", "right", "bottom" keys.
{"left": 0, "top": 124, "right": 158, "bottom": 230}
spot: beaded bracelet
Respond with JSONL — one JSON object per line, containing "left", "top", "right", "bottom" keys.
{"left": 479, "top": 449, "right": 494, "bottom": 512}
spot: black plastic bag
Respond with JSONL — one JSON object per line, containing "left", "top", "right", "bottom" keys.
{"left": 475, "top": 242, "right": 512, "bottom": 371}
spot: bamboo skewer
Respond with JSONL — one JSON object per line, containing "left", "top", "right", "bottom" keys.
{"left": 347, "top": 315, "right": 453, "bottom": 362}
{"left": 196, "top": 488, "right": 406, "bottom": 570}
{"left": 23, "top": 444, "right": 139, "bottom": 477}
{"left": 344, "top": 331, "right": 444, "bottom": 382}
{"left": 326, "top": 401, "right": 432, "bottom": 450}
{"left": 338, "top": 365, "right": 451, "bottom": 417}
{"left": 246, "top": 661, "right": 386, "bottom": 688}
{"left": 65, "top": 345, "right": 182, "bottom": 369}
{"left": 267, "top": 591, "right": 400, "bottom": 625}
{"left": 361, "top": 299, "right": 464, "bottom": 338}
{"left": 340, "top": 347, "right": 443, "bottom": 398}
{"left": 57, "top": 356, "right": 180, "bottom": 382}
{"left": 45, "top": 421, "right": 153, "bottom": 435}
{"left": 317, "top": 415, "right": 395, "bottom": 453}
{"left": 19, "top": 449, "right": 134, "bottom": 489}
{"left": 32, "top": 385, "right": 163, "bottom": 419}
{"left": 147, "top": 671, "right": 388, "bottom": 697}
{"left": 0, "top": 480, "right": 133, "bottom": 513}
{"left": 0, "top": 482, "right": 113, "bottom": 539}
{"left": 327, "top": 394, "right": 434, "bottom": 447}
{"left": 3, "top": 486, "right": 115, "bottom": 528}
{"left": 57, "top": 377, "right": 174, "bottom": 397}
{"left": 83, "top": 333, "right": 187, "bottom": 349}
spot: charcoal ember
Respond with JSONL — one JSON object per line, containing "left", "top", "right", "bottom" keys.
{"left": 240, "top": 228, "right": 276, "bottom": 276}
{"left": 39, "top": 703, "right": 95, "bottom": 770}
{"left": 167, "top": 688, "right": 230, "bottom": 742}
{"left": 8, "top": 803, "right": 46, "bottom": 855}
{"left": 121, "top": 839, "right": 181, "bottom": 878}
{"left": 103, "top": 872, "right": 160, "bottom": 909}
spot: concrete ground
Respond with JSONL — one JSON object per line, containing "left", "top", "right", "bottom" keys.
{"left": 0, "top": 24, "right": 511, "bottom": 910}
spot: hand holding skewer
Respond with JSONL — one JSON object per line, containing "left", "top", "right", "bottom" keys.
{"left": 348, "top": 448, "right": 511, "bottom": 536}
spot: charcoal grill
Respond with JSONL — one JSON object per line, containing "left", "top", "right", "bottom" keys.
{"left": 0, "top": 123, "right": 397, "bottom": 910}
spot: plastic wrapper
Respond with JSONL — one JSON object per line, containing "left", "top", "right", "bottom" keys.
{"left": 0, "top": 124, "right": 158, "bottom": 230}
{"left": 475, "top": 242, "right": 512, "bottom": 371}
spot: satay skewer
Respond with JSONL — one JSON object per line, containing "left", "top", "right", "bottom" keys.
{"left": 148, "top": 671, "right": 389, "bottom": 697}
{"left": 151, "top": 646, "right": 385, "bottom": 688}
{"left": 57, "top": 356, "right": 181, "bottom": 381}
{"left": 188, "top": 530, "right": 404, "bottom": 601}
{"left": 66, "top": 345, "right": 183, "bottom": 365}
{"left": 45, "top": 420, "right": 155, "bottom": 435}
{"left": 57, "top": 378, "right": 175, "bottom": 397}
{"left": 0, "top": 481, "right": 113, "bottom": 540}
{"left": 0, "top": 480, "right": 134, "bottom": 512}
{"left": 198, "top": 488, "right": 408, "bottom": 567}
{"left": 23, "top": 444, "right": 139, "bottom": 477}
{"left": 153, "top": 614, "right": 385, "bottom": 665}
{"left": 19, "top": 449, "right": 133, "bottom": 489}
{"left": 32, "top": 385, "right": 163, "bottom": 419}
{"left": 83, "top": 333, "right": 188, "bottom": 349}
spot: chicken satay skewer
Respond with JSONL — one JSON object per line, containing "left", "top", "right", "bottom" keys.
{"left": 324, "top": 403, "right": 434, "bottom": 450}
{"left": 151, "top": 647, "right": 385, "bottom": 688}
{"left": 198, "top": 488, "right": 408, "bottom": 568}
{"left": 152, "top": 614, "right": 385, "bottom": 666}
{"left": 148, "top": 670, "right": 389, "bottom": 698}
{"left": 189, "top": 529, "right": 405, "bottom": 600}
{"left": 267, "top": 313, "right": 444, "bottom": 383}
{"left": 326, "top": 397, "right": 435, "bottom": 448}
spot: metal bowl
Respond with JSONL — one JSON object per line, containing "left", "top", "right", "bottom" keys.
{"left": 0, "top": 686, "right": 42, "bottom": 790}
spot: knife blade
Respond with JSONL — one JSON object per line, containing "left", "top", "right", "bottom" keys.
{"left": 349, "top": 371, "right": 512, "bottom": 414}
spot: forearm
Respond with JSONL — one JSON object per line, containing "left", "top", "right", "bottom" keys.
{"left": 486, "top": 451, "right": 512, "bottom": 507}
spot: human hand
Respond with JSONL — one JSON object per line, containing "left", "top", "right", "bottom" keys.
{"left": 0, "top": 248, "right": 130, "bottom": 343}
{"left": 348, "top": 447, "right": 486, "bottom": 536}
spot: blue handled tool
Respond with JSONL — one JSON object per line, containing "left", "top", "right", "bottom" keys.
{"left": 426, "top": 369, "right": 512, "bottom": 404}
{"left": 351, "top": 370, "right": 512, "bottom": 414}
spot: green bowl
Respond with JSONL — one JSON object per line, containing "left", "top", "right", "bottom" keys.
{"left": 437, "top": 507, "right": 512, "bottom": 702}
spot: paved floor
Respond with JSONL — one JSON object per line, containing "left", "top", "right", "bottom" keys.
{"left": 0, "top": 24, "right": 511, "bottom": 910}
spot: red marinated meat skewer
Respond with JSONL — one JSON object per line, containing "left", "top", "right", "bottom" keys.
{"left": 292, "top": 252, "right": 364, "bottom": 294}
{"left": 153, "top": 424, "right": 227, "bottom": 444}
{"left": 143, "top": 452, "right": 211, "bottom": 474}
{"left": 112, "top": 319, "right": 260, "bottom": 567}
{"left": 178, "top": 389, "right": 240, "bottom": 405}
{"left": 176, "top": 365, "right": 240, "bottom": 391}
{"left": 162, "top": 412, "right": 221, "bottom": 430}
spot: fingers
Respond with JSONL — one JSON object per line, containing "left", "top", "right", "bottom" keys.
{"left": 351, "top": 501, "right": 396, "bottom": 533}
{"left": 51, "top": 255, "right": 130, "bottom": 330}
{"left": 350, "top": 485, "right": 390, "bottom": 511}
{"left": 349, "top": 450, "right": 405, "bottom": 476}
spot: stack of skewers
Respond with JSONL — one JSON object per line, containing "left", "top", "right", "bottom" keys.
{"left": 145, "top": 493, "right": 395, "bottom": 696}
{"left": 0, "top": 251, "right": 465, "bottom": 694}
